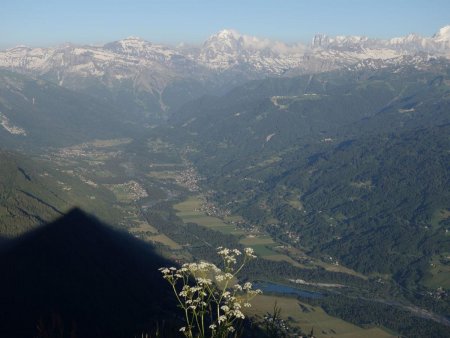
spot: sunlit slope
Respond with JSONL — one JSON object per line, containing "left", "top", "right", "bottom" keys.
{"left": 0, "top": 70, "right": 135, "bottom": 150}
{"left": 0, "top": 150, "right": 118, "bottom": 236}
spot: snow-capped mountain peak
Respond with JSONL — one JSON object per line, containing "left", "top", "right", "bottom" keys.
{"left": 102, "top": 36, "right": 181, "bottom": 62}
{"left": 204, "top": 29, "right": 298, "bottom": 52}
{"left": 215, "top": 29, "right": 241, "bottom": 40}
{"left": 6, "top": 45, "right": 30, "bottom": 51}
{"left": 104, "top": 37, "right": 151, "bottom": 54}
{"left": 433, "top": 25, "right": 450, "bottom": 43}
{"left": 202, "top": 29, "right": 242, "bottom": 52}
{"left": 116, "top": 36, "right": 150, "bottom": 49}
{"left": 198, "top": 29, "right": 307, "bottom": 72}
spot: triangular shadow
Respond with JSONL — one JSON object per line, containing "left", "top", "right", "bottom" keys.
{"left": 0, "top": 208, "right": 179, "bottom": 338}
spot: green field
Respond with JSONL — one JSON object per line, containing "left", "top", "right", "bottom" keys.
{"left": 93, "top": 169, "right": 116, "bottom": 178}
{"left": 287, "top": 197, "right": 304, "bottom": 210}
{"left": 248, "top": 295, "right": 396, "bottom": 338}
{"left": 129, "top": 220, "right": 158, "bottom": 234}
{"left": 239, "top": 234, "right": 280, "bottom": 256}
{"left": 176, "top": 196, "right": 367, "bottom": 277}
{"left": 286, "top": 189, "right": 304, "bottom": 209}
{"left": 104, "top": 181, "right": 147, "bottom": 202}
{"left": 89, "top": 138, "right": 132, "bottom": 148}
{"left": 174, "top": 196, "right": 245, "bottom": 235}
{"left": 147, "top": 233, "right": 183, "bottom": 250}
{"left": 431, "top": 209, "right": 450, "bottom": 228}
{"left": 128, "top": 221, "right": 182, "bottom": 250}
{"left": 147, "top": 171, "right": 179, "bottom": 180}
{"left": 423, "top": 254, "right": 450, "bottom": 289}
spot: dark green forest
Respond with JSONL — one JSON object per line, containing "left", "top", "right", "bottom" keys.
{"left": 167, "top": 64, "right": 450, "bottom": 281}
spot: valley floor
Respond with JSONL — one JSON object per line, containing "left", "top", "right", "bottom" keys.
{"left": 28, "top": 135, "right": 448, "bottom": 337}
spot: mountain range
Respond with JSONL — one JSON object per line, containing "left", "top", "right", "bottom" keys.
{"left": 1, "top": 26, "right": 449, "bottom": 116}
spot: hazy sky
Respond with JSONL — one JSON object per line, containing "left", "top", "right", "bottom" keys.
{"left": 1, "top": 0, "right": 449, "bottom": 48}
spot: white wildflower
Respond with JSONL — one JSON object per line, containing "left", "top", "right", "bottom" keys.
{"left": 233, "top": 309, "right": 245, "bottom": 319}
{"left": 243, "top": 282, "right": 252, "bottom": 290}
{"left": 196, "top": 277, "right": 212, "bottom": 285}
{"left": 218, "top": 315, "right": 227, "bottom": 323}
{"left": 232, "top": 249, "right": 242, "bottom": 256}
{"left": 212, "top": 265, "right": 222, "bottom": 273}
{"left": 218, "top": 248, "right": 230, "bottom": 256}
{"left": 225, "top": 256, "right": 237, "bottom": 264}
{"left": 224, "top": 273, "right": 233, "bottom": 280}
{"left": 244, "top": 247, "right": 257, "bottom": 258}
{"left": 159, "top": 268, "right": 170, "bottom": 274}
{"left": 160, "top": 247, "right": 261, "bottom": 336}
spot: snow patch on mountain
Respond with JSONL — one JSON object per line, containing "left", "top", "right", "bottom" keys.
{"left": 0, "top": 112, "right": 27, "bottom": 136}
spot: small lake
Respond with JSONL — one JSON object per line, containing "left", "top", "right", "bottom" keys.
{"left": 255, "top": 281, "right": 323, "bottom": 299}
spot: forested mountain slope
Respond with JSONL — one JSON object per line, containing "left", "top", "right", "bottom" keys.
{"left": 169, "top": 62, "right": 450, "bottom": 285}
{"left": 0, "top": 70, "right": 136, "bottom": 150}
{"left": 0, "top": 150, "right": 118, "bottom": 236}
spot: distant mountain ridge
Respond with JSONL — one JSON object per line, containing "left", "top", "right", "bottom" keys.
{"left": 1, "top": 26, "right": 449, "bottom": 115}
{"left": 2, "top": 26, "right": 450, "bottom": 75}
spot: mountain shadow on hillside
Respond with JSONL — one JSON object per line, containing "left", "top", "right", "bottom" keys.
{"left": 0, "top": 208, "right": 180, "bottom": 338}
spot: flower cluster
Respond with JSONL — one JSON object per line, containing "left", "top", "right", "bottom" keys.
{"left": 159, "top": 247, "right": 262, "bottom": 338}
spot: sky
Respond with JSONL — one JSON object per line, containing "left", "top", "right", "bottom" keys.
{"left": 1, "top": 0, "right": 450, "bottom": 49}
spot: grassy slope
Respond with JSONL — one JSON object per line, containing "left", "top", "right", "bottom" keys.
{"left": 0, "top": 149, "right": 119, "bottom": 236}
